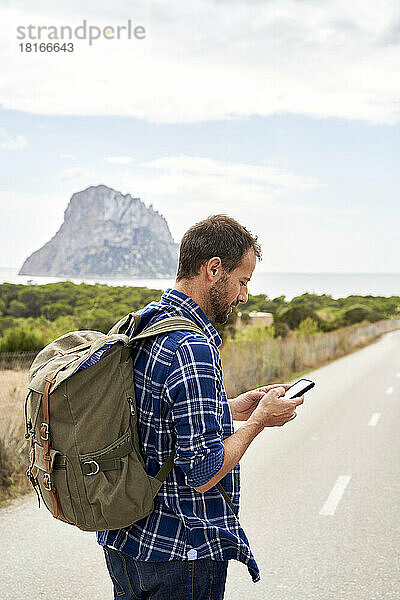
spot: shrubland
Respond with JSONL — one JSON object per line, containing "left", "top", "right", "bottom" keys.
{"left": 0, "top": 283, "right": 399, "bottom": 351}
{"left": 0, "top": 282, "right": 399, "bottom": 501}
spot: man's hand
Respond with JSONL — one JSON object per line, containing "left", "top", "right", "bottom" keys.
{"left": 247, "top": 386, "right": 304, "bottom": 429}
{"left": 229, "top": 383, "right": 292, "bottom": 421}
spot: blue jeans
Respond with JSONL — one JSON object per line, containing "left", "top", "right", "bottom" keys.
{"left": 103, "top": 546, "right": 229, "bottom": 600}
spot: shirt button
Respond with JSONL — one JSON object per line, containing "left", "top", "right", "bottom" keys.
{"left": 187, "top": 549, "right": 198, "bottom": 560}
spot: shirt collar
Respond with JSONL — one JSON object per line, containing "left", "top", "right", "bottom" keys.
{"left": 160, "top": 288, "right": 222, "bottom": 348}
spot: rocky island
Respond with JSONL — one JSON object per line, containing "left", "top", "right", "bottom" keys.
{"left": 19, "top": 185, "right": 179, "bottom": 278}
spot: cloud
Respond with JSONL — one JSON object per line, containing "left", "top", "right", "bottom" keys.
{"left": 0, "top": 127, "right": 28, "bottom": 150}
{"left": 2, "top": 0, "right": 399, "bottom": 124}
{"left": 105, "top": 156, "right": 134, "bottom": 165}
{"left": 96, "top": 154, "right": 324, "bottom": 246}
{"left": 89, "top": 154, "right": 378, "bottom": 272}
{"left": 142, "top": 155, "right": 320, "bottom": 200}
{"left": 379, "top": 19, "right": 400, "bottom": 46}
{"left": 59, "top": 166, "right": 94, "bottom": 180}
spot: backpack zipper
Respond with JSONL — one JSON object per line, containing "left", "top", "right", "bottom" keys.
{"left": 127, "top": 397, "right": 135, "bottom": 416}
{"left": 79, "top": 430, "right": 131, "bottom": 461}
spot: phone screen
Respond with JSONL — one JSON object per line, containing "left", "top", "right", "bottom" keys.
{"left": 286, "top": 378, "right": 315, "bottom": 399}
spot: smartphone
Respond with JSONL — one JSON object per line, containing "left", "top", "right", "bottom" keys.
{"left": 286, "top": 378, "right": 315, "bottom": 399}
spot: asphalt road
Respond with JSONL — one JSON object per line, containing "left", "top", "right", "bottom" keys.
{"left": 1, "top": 330, "right": 399, "bottom": 599}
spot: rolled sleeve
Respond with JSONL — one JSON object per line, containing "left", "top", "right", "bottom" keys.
{"left": 165, "top": 338, "right": 225, "bottom": 487}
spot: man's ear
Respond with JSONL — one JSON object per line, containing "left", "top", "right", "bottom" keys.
{"left": 205, "top": 257, "right": 222, "bottom": 281}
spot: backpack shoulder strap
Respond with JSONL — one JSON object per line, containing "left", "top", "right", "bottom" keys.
{"left": 131, "top": 316, "right": 206, "bottom": 342}
{"left": 132, "top": 316, "right": 204, "bottom": 488}
{"left": 130, "top": 315, "right": 235, "bottom": 510}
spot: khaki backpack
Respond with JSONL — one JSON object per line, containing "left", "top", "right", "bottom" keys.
{"left": 24, "top": 313, "right": 234, "bottom": 532}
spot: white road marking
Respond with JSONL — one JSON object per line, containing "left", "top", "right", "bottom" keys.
{"left": 386, "top": 387, "right": 394, "bottom": 395}
{"left": 368, "top": 412, "right": 381, "bottom": 427}
{"left": 319, "top": 475, "right": 351, "bottom": 516}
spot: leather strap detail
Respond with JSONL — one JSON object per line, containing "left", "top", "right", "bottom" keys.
{"left": 33, "top": 446, "right": 65, "bottom": 472}
{"left": 51, "top": 484, "right": 68, "bottom": 521}
{"left": 41, "top": 368, "right": 69, "bottom": 523}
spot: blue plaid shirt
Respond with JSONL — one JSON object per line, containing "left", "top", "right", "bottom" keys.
{"left": 97, "top": 289, "right": 260, "bottom": 583}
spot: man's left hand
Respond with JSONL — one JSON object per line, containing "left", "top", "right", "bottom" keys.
{"left": 229, "top": 383, "right": 292, "bottom": 421}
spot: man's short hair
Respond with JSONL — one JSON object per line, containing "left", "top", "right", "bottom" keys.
{"left": 176, "top": 215, "right": 261, "bottom": 281}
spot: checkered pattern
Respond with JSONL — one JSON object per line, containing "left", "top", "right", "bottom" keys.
{"left": 96, "top": 289, "right": 260, "bottom": 583}
{"left": 78, "top": 342, "right": 117, "bottom": 370}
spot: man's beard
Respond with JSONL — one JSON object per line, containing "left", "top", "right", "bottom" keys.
{"left": 209, "top": 273, "right": 232, "bottom": 324}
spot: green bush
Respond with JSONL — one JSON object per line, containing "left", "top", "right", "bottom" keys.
{"left": 234, "top": 324, "right": 275, "bottom": 342}
{"left": 296, "top": 317, "right": 319, "bottom": 337}
{"left": 8, "top": 300, "right": 27, "bottom": 318}
{"left": 342, "top": 304, "right": 383, "bottom": 326}
{"left": 239, "top": 311, "right": 251, "bottom": 323}
{"left": 277, "top": 304, "right": 320, "bottom": 330}
{"left": 41, "top": 302, "right": 73, "bottom": 320}
{"left": 273, "top": 322, "right": 289, "bottom": 338}
{"left": 75, "top": 309, "right": 117, "bottom": 333}
{"left": 319, "top": 320, "right": 340, "bottom": 332}
{"left": 0, "top": 317, "right": 17, "bottom": 335}
{"left": 0, "top": 326, "right": 48, "bottom": 352}
{"left": 0, "top": 282, "right": 398, "bottom": 352}
{"left": 49, "top": 315, "right": 80, "bottom": 340}
{"left": 17, "top": 287, "right": 45, "bottom": 318}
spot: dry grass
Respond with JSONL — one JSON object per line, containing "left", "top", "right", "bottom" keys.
{"left": 0, "top": 369, "right": 31, "bottom": 506}
{"left": 0, "top": 370, "right": 28, "bottom": 427}
{"left": 221, "top": 319, "right": 400, "bottom": 397}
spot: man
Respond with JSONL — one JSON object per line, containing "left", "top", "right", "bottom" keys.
{"left": 97, "top": 215, "right": 303, "bottom": 599}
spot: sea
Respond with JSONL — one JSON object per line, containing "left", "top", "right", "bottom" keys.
{"left": 1, "top": 268, "right": 400, "bottom": 300}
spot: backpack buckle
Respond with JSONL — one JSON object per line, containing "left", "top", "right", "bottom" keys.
{"left": 43, "top": 474, "right": 52, "bottom": 491}
{"left": 84, "top": 460, "right": 100, "bottom": 476}
{"left": 40, "top": 423, "right": 49, "bottom": 440}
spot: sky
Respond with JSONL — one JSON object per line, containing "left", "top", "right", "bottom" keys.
{"left": 0, "top": 0, "right": 399, "bottom": 273}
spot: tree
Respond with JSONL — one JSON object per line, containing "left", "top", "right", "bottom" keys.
{"left": 342, "top": 304, "right": 383, "bottom": 326}
{"left": 0, "top": 326, "right": 47, "bottom": 352}
{"left": 8, "top": 300, "right": 27, "bottom": 318}
{"left": 273, "top": 322, "right": 289, "bottom": 338}
{"left": 296, "top": 317, "right": 319, "bottom": 337}
{"left": 234, "top": 324, "right": 275, "bottom": 342}
{"left": 41, "top": 302, "right": 72, "bottom": 320}
{"left": 276, "top": 304, "right": 319, "bottom": 330}
{"left": 18, "top": 287, "right": 45, "bottom": 318}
